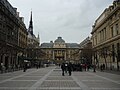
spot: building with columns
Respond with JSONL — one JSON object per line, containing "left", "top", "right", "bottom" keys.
{"left": 40, "top": 37, "right": 80, "bottom": 64}
{"left": 91, "top": 0, "right": 120, "bottom": 70}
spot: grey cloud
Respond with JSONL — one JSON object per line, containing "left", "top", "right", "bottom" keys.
{"left": 9, "top": 0, "right": 114, "bottom": 43}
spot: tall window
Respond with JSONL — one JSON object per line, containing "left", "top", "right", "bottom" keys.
{"left": 101, "top": 30, "right": 104, "bottom": 41}
{"left": 104, "top": 28, "right": 106, "bottom": 40}
{"left": 117, "top": 43, "right": 120, "bottom": 61}
{"left": 112, "top": 44, "right": 115, "bottom": 62}
{"left": 100, "top": 30, "right": 104, "bottom": 42}
{"left": 98, "top": 32, "right": 100, "bottom": 43}
{"left": 95, "top": 36, "right": 97, "bottom": 45}
{"left": 115, "top": 24, "right": 119, "bottom": 35}
{"left": 111, "top": 27, "right": 114, "bottom": 37}
{"left": 100, "top": 31, "right": 102, "bottom": 42}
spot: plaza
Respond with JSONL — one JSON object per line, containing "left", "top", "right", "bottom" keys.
{"left": 0, "top": 66, "right": 120, "bottom": 90}
{"left": 0, "top": 0, "right": 120, "bottom": 89}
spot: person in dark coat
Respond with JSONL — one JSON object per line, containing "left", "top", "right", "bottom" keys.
{"left": 65, "top": 63, "right": 68, "bottom": 73}
{"left": 103, "top": 64, "right": 105, "bottom": 70}
{"left": 67, "top": 62, "right": 72, "bottom": 76}
{"left": 23, "top": 63, "right": 27, "bottom": 72}
{"left": 61, "top": 63, "right": 65, "bottom": 76}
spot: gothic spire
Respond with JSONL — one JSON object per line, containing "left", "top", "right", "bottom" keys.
{"left": 28, "top": 11, "right": 33, "bottom": 35}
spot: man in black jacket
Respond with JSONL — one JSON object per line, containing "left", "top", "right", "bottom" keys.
{"left": 68, "top": 62, "right": 72, "bottom": 76}
{"left": 61, "top": 63, "right": 65, "bottom": 76}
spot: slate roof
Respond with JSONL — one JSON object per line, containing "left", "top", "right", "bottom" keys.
{"left": 40, "top": 43, "right": 53, "bottom": 48}
{"left": 66, "top": 43, "right": 79, "bottom": 48}
{"left": 40, "top": 37, "right": 79, "bottom": 48}
{"left": 1, "top": 0, "right": 17, "bottom": 17}
{"left": 40, "top": 43, "right": 79, "bottom": 48}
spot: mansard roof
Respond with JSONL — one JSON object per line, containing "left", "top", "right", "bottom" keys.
{"left": 66, "top": 43, "right": 79, "bottom": 48}
{"left": 0, "top": 0, "right": 17, "bottom": 17}
{"left": 40, "top": 43, "right": 53, "bottom": 48}
{"left": 40, "top": 37, "right": 79, "bottom": 48}
{"left": 40, "top": 43, "right": 79, "bottom": 48}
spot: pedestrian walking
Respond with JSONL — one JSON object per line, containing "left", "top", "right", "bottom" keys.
{"left": 23, "top": 63, "right": 27, "bottom": 72}
{"left": 79, "top": 64, "right": 83, "bottom": 71}
{"left": 65, "top": 63, "right": 68, "bottom": 73}
{"left": 87, "top": 64, "right": 90, "bottom": 71}
{"left": 103, "top": 64, "right": 105, "bottom": 70}
{"left": 58, "top": 63, "right": 60, "bottom": 67}
{"left": 61, "top": 63, "right": 65, "bottom": 76}
{"left": 0, "top": 63, "right": 3, "bottom": 73}
{"left": 67, "top": 62, "right": 72, "bottom": 76}
{"left": 84, "top": 64, "right": 87, "bottom": 71}
{"left": 35, "top": 63, "right": 39, "bottom": 69}
{"left": 0, "top": 63, "right": 5, "bottom": 73}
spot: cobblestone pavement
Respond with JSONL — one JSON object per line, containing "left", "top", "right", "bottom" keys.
{"left": 0, "top": 66, "right": 120, "bottom": 90}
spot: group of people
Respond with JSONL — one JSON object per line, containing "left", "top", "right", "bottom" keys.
{"left": 0, "top": 63, "right": 21, "bottom": 73}
{"left": 0, "top": 63, "right": 5, "bottom": 73}
{"left": 72, "top": 63, "right": 91, "bottom": 71}
{"left": 60, "top": 62, "right": 94, "bottom": 76}
{"left": 61, "top": 62, "right": 72, "bottom": 76}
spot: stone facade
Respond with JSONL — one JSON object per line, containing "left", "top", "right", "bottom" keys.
{"left": 0, "top": 0, "right": 19, "bottom": 69}
{"left": 0, "top": 0, "right": 28, "bottom": 70}
{"left": 17, "top": 16, "right": 28, "bottom": 66}
{"left": 91, "top": 0, "right": 120, "bottom": 70}
{"left": 18, "top": 17, "right": 28, "bottom": 50}
{"left": 40, "top": 37, "right": 80, "bottom": 64}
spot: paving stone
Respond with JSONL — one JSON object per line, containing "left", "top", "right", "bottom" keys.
{"left": 0, "top": 87, "right": 28, "bottom": 90}
{"left": 0, "top": 66, "right": 120, "bottom": 90}
{"left": 75, "top": 76, "right": 105, "bottom": 81}
{"left": 0, "top": 81, "right": 35, "bottom": 87}
{"left": 39, "top": 81, "right": 80, "bottom": 87}
{"left": 46, "top": 76, "right": 73, "bottom": 80}
{"left": 37, "top": 87, "right": 82, "bottom": 90}
{"left": 73, "top": 72, "right": 93, "bottom": 76}
{"left": 53, "top": 69, "right": 61, "bottom": 71}
{"left": 91, "top": 88, "right": 120, "bottom": 90}
{"left": 55, "top": 67, "right": 61, "bottom": 69}
{"left": 0, "top": 76, "right": 13, "bottom": 81}
{"left": 25, "top": 74, "right": 45, "bottom": 76}
{"left": 12, "top": 76, "right": 42, "bottom": 80}
{"left": 82, "top": 81, "right": 120, "bottom": 88}
{"left": 49, "top": 73, "right": 62, "bottom": 76}
{"left": 36, "top": 88, "right": 82, "bottom": 90}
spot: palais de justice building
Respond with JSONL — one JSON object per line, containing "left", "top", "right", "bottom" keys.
{"left": 40, "top": 37, "right": 80, "bottom": 63}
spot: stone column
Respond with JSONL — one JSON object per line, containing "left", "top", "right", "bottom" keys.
{"left": 64, "top": 50, "right": 66, "bottom": 61}
{"left": 53, "top": 50, "right": 54, "bottom": 60}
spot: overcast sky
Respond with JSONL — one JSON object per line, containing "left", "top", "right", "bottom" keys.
{"left": 8, "top": 0, "right": 113, "bottom": 44}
